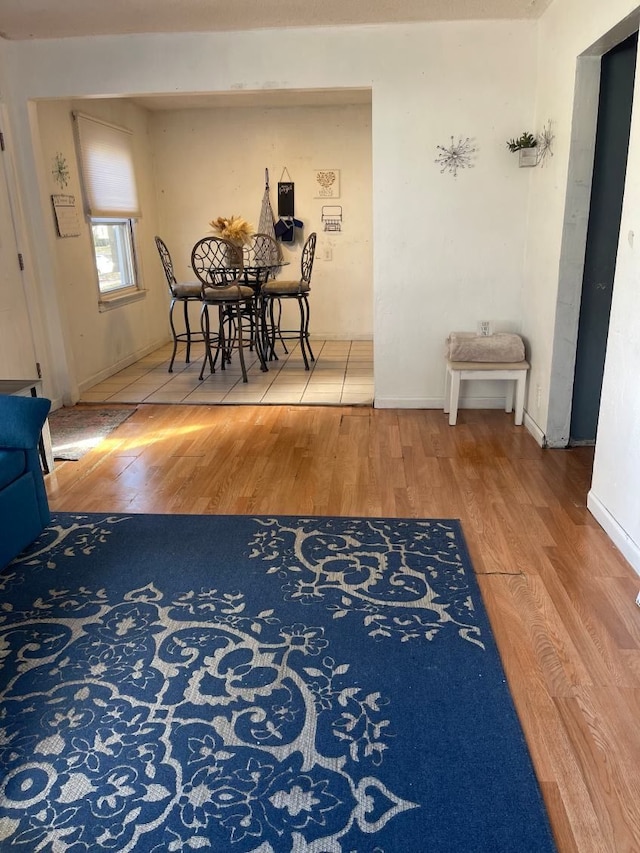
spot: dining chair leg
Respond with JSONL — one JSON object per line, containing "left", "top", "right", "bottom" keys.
{"left": 238, "top": 297, "right": 262, "bottom": 360}
{"left": 273, "top": 297, "right": 288, "bottom": 354}
{"left": 168, "top": 298, "right": 179, "bottom": 373}
{"left": 302, "top": 295, "right": 315, "bottom": 364}
{"left": 252, "top": 299, "right": 268, "bottom": 373}
{"left": 183, "top": 300, "right": 193, "bottom": 364}
{"left": 223, "top": 309, "right": 235, "bottom": 366}
{"left": 235, "top": 306, "right": 248, "bottom": 383}
{"left": 264, "top": 298, "right": 287, "bottom": 359}
{"left": 247, "top": 305, "right": 256, "bottom": 353}
{"left": 199, "top": 304, "right": 213, "bottom": 381}
{"left": 218, "top": 306, "right": 230, "bottom": 372}
{"left": 259, "top": 297, "right": 271, "bottom": 362}
{"left": 267, "top": 299, "right": 279, "bottom": 362}
{"left": 296, "top": 297, "right": 315, "bottom": 370}
{"left": 296, "top": 299, "right": 309, "bottom": 370}
{"left": 208, "top": 308, "right": 223, "bottom": 373}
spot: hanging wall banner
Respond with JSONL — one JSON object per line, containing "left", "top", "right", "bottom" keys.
{"left": 278, "top": 181, "right": 295, "bottom": 217}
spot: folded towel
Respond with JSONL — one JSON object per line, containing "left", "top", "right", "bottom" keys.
{"left": 446, "top": 332, "right": 525, "bottom": 363}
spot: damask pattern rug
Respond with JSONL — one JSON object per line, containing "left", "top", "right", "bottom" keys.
{"left": 0, "top": 514, "right": 557, "bottom": 852}
{"left": 48, "top": 406, "right": 137, "bottom": 461}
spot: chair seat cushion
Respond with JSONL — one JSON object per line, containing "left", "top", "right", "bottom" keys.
{"left": 173, "top": 282, "right": 202, "bottom": 298}
{"left": 262, "top": 279, "right": 310, "bottom": 295}
{"left": 0, "top": 449, "right": 27, "bottom": 490}
{"left": 202, "top": 284, "right": 255, "bottom": 302}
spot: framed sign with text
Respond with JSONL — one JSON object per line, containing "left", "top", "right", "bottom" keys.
{"left": 51, "top": 194, "right": 81, "bottom": 238}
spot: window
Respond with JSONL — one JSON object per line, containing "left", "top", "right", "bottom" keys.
{"left": 74, "top": 112, "right": 142, "bottom": 300}
{"left": 91, "top": 219, "right": 137, "bottom": 294}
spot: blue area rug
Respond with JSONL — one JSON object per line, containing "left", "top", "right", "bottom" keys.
{"left": 0, "top": 514, "right": 557, "bottom": 852}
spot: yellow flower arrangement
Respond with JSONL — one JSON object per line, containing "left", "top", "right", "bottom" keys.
{"left": 209, "top": 215, "right": 254, "bottom": 245}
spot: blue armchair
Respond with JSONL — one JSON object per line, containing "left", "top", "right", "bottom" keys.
{"left": 0, "top": 394, "right": 51, "bottom": 568}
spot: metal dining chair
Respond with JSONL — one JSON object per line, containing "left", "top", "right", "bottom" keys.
{"left": 191, "top": 236, "right": 266, "bottom": 383}
{"left": 154, "top": 236, "right": 203, "bottom": 372}
{"left": 261, "top": 232, "right": 317, "bottom": 369}
{"left": 243, "top": 232, "right": 282, "bottom": 272}
{"left": 242, "top": 233, "right": 284, "bottom": 354}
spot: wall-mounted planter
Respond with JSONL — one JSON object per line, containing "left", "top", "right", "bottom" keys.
{"left": 518, "top": 147, "right": 538, "bottom": 167}
{"left": 507, "top": 132, "right": 538, "bottom": 167}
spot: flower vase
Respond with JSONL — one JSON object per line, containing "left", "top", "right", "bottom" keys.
{"left": 224, "top": 241, "right": 244, "bottom": 268}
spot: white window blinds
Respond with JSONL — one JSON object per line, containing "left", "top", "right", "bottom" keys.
{"left": 74, "top": 112, "right": 141, "bottom": 219}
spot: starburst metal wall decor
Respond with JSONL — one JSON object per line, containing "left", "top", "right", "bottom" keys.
{"left": 435, "top": 136, "right": 477, "bottom": 177}
{"left": 52, "top": 151, "right": 70, "bottom": 188}
{"left": 536, "top": 120, "right": 555, "bottom": 167}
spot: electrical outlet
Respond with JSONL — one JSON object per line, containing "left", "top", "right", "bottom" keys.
{"left": 636, "top": 590, "right": 640, "bottom": 608}
{"left": 322, "top": 247, "right": 332, "bottom": 262}
{"left": 478, "top": 321, "right": 492, "bottom": 337}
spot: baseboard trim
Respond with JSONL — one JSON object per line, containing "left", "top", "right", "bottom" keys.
{"left": 523, "top": 412, "right": 546, "bottom": 447}
{"left": 587, "top": 490, "right": 640, "bottom": 577}
{"left": 77, "top": 337, "right": 170, "bottom": 394}
{"left": 375, "top": 397, "right": 441, "bottom": 409}
{"left": 311, "top": 335, "right": 373, "bottom": 342}
{"left": 375, "top": 396, "right": 524, "bottom": 411}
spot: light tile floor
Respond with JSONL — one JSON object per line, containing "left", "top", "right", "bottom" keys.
{"left": 80, "top": 340, "right": 374, "bottom": 406}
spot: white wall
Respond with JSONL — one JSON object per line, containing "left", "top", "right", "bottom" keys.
{"left": 2, "top": 21, "right": 536, "bottom": 410}
{"left": 34, "top": 98, "right": 169, "bottom": 398}
{"left": 527, "top": 0, "right": 640, "bottom": 572}
{"left": 150, "top": 102, "right": 372, "bottom": 340}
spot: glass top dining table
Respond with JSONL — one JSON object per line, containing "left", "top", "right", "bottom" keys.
{"left": 237, "top": 260, "right": 289, "bottom": 290}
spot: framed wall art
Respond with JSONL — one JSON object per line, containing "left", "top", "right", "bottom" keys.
{"left": 314, "top": 169, "right": 340, "bottom": 199}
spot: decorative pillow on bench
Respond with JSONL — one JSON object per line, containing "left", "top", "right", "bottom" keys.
{"left": 446, "top": 332, "right": 525, "bottom": 363}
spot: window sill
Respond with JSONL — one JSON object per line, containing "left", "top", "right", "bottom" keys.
{"left": 98, "top": 288, "right": 147, "bottom": 312}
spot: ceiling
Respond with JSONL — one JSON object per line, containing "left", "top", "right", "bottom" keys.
{"left": 1, "top": 0, "right": 553, "bottom": 41}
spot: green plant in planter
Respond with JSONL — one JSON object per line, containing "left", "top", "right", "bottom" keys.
{"left": 506, "top": 131, "right": 538, "bottom": 152}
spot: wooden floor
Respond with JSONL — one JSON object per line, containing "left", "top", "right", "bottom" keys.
{"left": 45, "top": 404, "right": 640, "bottom": 852}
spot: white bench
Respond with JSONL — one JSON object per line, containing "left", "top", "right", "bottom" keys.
{"left": 444, "top": 359, "right": 530, "bottom": 426}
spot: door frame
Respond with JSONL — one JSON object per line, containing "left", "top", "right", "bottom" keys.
{"left": 0, "top": 103, "right": 48, "bottom": 386}
{"left": 546, "top": 21, "right": 640, "bottom": 448}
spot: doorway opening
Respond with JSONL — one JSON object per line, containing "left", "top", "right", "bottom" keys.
{"left": 569, "top": 31, "right": 638, "bottom": 446}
